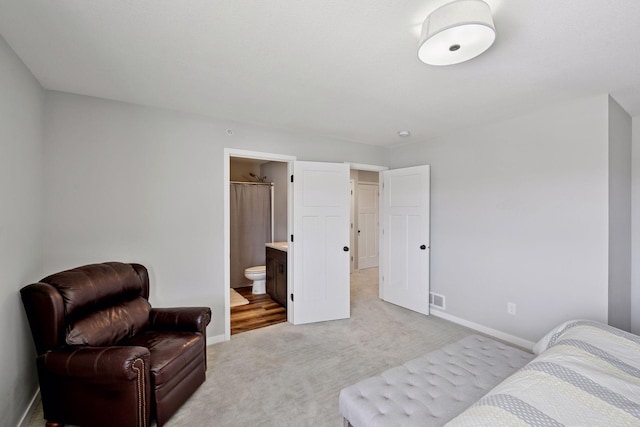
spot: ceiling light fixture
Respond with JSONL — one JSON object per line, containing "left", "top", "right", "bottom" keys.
{"left": 418, "top": 0, "right": 496, "bottom": 66}
{"left": 398, "top": 130, "right": 411, "bottom": 137}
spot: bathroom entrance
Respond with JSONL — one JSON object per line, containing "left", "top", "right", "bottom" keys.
{"left": 228, "top": 155, "right": 291, "bottom": 335}
{"left": 224, "top": 155, "right": 385, "bottom": 337}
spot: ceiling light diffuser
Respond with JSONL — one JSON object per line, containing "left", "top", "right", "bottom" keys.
{"left": 418, "top": 0, "right": 496, "bottom": 66}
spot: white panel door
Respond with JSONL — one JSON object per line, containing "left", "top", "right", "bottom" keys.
{"left": 350, "top": 180, "right": 355, "bottom": 273}
{"left": 292, "top": 161, "right": 350, "bottom": 324}
{"left": 357, "top": 183, "right": 379, "bottom": 269}
{"left": 380, "top": 165, "right": 430, "bottom": 315}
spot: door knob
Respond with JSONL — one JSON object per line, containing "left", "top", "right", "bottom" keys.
{"left": 343, "top": 246, "right": 349, "bottom": 251}
{"left": 420, "top": 245, "right": 427, "bottom": 250}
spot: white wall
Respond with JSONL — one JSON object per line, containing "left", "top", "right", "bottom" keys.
{"left": 260, "top": 161, "right": 288, "bottom": 242}
{"left": 390, "top": 95, "right": 611, "bottom": 342}
{"left": 607, "top": 96, "right": 632, "bottom": 331}
{"left": 632, "top": 116, "right": 640, "bottom": 334}
{"left": 0, "top": 36, "right": 44, "bottom": 427}
{"left": 42, "top": 91, "right": 388, "bottom": 339}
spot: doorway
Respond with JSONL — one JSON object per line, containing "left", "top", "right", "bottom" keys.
{"left": 349, "top": 168, "right": 380, "bottom": 271}
{"left": 224, "top": 149, "right": 295, "bottom": 340}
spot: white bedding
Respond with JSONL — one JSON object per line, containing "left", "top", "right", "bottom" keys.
{"left": 446, "top": 320, "right": 640, "bottom": 426}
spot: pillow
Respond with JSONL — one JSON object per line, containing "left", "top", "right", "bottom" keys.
{"left": 67, "top": 297, "right": 151, "bottom": 346}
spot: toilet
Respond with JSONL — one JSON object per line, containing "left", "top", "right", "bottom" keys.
{"left": 244, "top": 265, "right": 266, "bottom": 294}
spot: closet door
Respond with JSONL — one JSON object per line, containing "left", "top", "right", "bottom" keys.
{"left": 380, "top": 165, "right": 430, "bottom": 315}
{"left": 291, "top": 161, "right": 350, "bottom": 324}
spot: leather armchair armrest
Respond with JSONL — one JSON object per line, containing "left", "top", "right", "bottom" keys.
{"left": 149, "top": 307, "right": 211, "bottom": 333}
{"left": 38, "top": 346, "right": 151, "bottom": 427}
{"left": 39, "top": 346, "right": 150, "bottom": 381}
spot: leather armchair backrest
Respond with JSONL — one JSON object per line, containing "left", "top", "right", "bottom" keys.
{"left": 43, "top": 262, "right": 147, "bottom": 318}
{"left": 21, "top": 262, "right": 151, "bottom": 354}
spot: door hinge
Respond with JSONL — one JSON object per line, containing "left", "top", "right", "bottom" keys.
{"left": 290, "top": 234, "right": 294, "bottom": 242}
{"left": 290, "top": 174, "right": 294, "bottom": 183}
{"left": 290, "top": 293, "right": 294, "bottom": 302}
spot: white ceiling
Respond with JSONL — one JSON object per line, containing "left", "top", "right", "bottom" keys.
{"left": 1, "top": 0, "right": 640, "bottom": 146}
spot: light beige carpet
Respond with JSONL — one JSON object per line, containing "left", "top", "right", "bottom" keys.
{"left": 230, "top": 287, "right": 249, "bottom": 307}
{"left": 27, "top": 268, "right": 477, "bottom": 427}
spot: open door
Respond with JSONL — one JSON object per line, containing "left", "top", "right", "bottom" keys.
{"left": 357, "top": 183, "right": 379, "bottom": 269}
{"left": 380, "top": 165, "right": 430, "bottom": 315}
{"left": 291, "top": 161, "right": 350, "bottom": 324}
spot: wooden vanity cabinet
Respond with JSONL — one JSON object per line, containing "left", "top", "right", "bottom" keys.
{"left": 266, "top": 247, "right": 287, "bottom": 308}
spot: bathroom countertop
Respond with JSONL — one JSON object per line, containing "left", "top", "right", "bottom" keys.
{"left": 266, "top": 242, "right": 288, "bottom": 252}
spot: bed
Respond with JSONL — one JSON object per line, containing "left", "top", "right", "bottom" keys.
{"left": 446, "top": 320, "right": 640, "bottom": 426}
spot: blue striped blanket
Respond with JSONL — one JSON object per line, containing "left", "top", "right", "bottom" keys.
{"left": 446, "top": 321, "right": 640, "bottom": 426}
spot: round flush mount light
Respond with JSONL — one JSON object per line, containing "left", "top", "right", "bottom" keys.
{"left": 398, "top": 130, "right": 411, "bottom": 137}
{"left": 418, "top": 0, "right": 496, "bottom": 66}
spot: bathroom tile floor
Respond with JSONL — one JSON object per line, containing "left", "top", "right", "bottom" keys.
{"left": 230, "top": 286, "right": 287, "bottom": 335}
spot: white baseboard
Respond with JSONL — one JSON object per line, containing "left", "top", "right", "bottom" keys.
{"left": 431, "top": 309, "right": 536, "bottom": 351}
{"left": 18, "top": 388, "right": 40, "bottom": 427}
{"left": 207, "top": 333, "right": 227, "bottom": 345}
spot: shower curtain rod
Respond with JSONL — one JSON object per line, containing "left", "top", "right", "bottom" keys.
{"left": 230, "top": 181, "right": 273, "bottom": 185}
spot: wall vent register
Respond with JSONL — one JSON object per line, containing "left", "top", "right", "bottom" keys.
{"left": 429, "top": 292, "right": 446, "bottom": 309}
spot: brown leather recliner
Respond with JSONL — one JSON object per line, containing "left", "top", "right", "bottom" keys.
{"left": 20, "top": 262, "right": 212, "bottom": 427}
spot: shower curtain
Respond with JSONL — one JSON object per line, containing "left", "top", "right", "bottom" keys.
{"left": 230, "top": 183, "right": 272, "bottom": 288}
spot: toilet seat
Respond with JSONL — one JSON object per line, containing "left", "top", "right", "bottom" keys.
{"left": 244, "top": 266, "right": 266, "bottom": 294}
{"left": 244, "top": 265, "right": 266, "bottom": 280}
